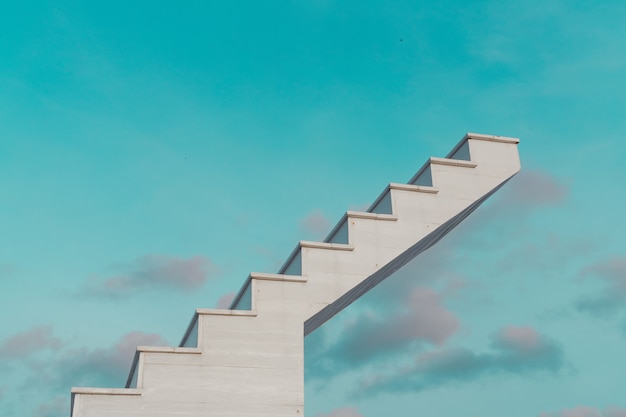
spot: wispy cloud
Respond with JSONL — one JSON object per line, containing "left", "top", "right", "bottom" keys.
{"left": 0, "top": 326, "right": 63, "bottom": 359}
{"left": 83, "top": 254, "right": 218, "bottom": 297}
{"left": 358, "top": 325, "right": 564, "bottom": 396}
{"left": 315, "top": 407, "right": 364, "bottom": 417}
{"left": 575, "top": 257, "right": 626, "bottom": 316}
{"left": 299, "top": 209, "right": 331, "bottom": 240}
{"left": 538, "top": 405, "right": 626, "bottom": 417}
{"left": 215, "top": 292, "right": 236, "bottom": 309}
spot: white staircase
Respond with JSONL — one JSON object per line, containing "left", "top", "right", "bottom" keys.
{"left": 71, "top": 133, "right": 521, "bottom": 417}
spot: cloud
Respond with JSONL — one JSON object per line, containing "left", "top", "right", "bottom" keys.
{"left": 0, "top": 326, "right": 63, "bottom": 359}
{"left": 83, "top": 254, "right": 218, "bottom": 297}
{"left": 300, "top": 209, "right": 331, "bottom": 239}
{"left": 492, "top": 325, "right": 542, "bottom": 352}
{"left": 500, "top": 170, "right": 569, "bottom": 207}
{"left": 57, "top": 331, "right": 169, "bottom": 388}
{"left": 216, "top": 292, "right": 236, "bottom": 309}
{"left": 32, "top": 397, "right": 67, "bottom": 417}
{"left": 308, "top": 288, "right": 458, "bottom": 378}
{"left": 358, "top": 325, "right": 563, "bottom": 396}
{"left": 449, "top": 169, "right": 569, "bottom": 237}
{"left": 315, "top": 407, "right": 364, "bottom": 417}
{"left": 575, "top": 257, "right": 626, "bottom": 316}
{"left": 3, "top": 330, "right": 168, "bottom": 416}
{"left": 538, "top": 406, "right": 626, "bottom": 417}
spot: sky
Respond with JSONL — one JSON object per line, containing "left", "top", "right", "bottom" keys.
{"left": 1, "top": 1, "right": 626, "bottom": 416}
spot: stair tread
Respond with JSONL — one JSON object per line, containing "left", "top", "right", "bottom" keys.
{"left": 71, "top": 387, "right": 142, "bottom": 395}
{"left": 429, "top": 156, "right": 478, "bottom": 168}
{"left": 137, "top": 346, "right": 202, "bottom": 354}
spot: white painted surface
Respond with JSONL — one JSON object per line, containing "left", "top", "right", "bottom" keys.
{"left": 71, "top": 133, "right": 521, "bottom": 417}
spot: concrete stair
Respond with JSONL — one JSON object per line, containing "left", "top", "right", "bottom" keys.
{"left": 71, "top": 133, "right": 521, "bottom": 417}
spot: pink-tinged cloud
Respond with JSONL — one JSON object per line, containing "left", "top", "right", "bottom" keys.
{"left": 85, "top": 254, "right": 218, "bottom": 297}
{"left": 300, "top": 209, "right": 331, "bottom": 238}
{"left": 405, "top": 288, "right": 460, "bottom": 344}
{"left": 576, "top": 256, "right": 626, "bottom": 315}
{"left": 538, "top": 406, "right": 626, "bottom": 417}
{"left": 0, "top": 325, "right": 63, "bottom": 359}
{"left": 34, "top": 396, "right": 68, "bottom": 417}
{"left": 493, "top": 326, "right": 541, "bottom": 352}
{"left": 216, "top": 292, "right": 236, "bottom": 309}
{"left": 315, "top": 407, "right": 364, "bottom": 417}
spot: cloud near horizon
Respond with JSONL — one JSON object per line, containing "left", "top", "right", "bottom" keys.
{"left": 83, "top": 254, "right": 218, "bottom": 297}
{"left": 357, "top": 325, "right": 564, "bottom": 397}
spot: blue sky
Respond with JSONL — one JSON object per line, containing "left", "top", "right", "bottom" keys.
{"left": 1, "top": 1, "right": 626, "bottom": 416}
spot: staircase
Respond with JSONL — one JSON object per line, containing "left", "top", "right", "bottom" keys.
{"left": 71, "top": 133, "right": 521, "bottom": 417}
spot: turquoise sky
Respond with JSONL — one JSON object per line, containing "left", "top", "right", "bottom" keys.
{"left": 1, "top": 1, "right": 626, "bottom": 417}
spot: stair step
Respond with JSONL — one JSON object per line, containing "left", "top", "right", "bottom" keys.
{"left": 71, "top": 388, "right": 142, "bottom": 417}
{"left": 72, "top": 388, "right": 142, "bottom": 395}
{"left": 325, "top": 210, "right": 397, "bottom": 244}
{"left": 126, "top": 347, "right": 202, "bottom": 388}
{"left": 369, "top": 183, "right": 438, "bottom": 215}
{"left": 461, "top": 132, "right": 520, "bottom": 144}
